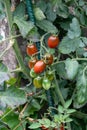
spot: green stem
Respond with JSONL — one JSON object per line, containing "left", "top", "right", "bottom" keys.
{"left": 4, "top": 0, "right": 31, "bottom": 81}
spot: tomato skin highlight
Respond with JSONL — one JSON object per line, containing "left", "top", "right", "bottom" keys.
{"left": 42, "top": 77, "right": 51, "bottom": 90}
{"left": 43, "top": 53, "right": 53, "bottom": 65}
{"left": 47, "top": 35, "right": 60, "bottom": 48}
{"left": 34, "top": 60, "right": 46, "bottom": 74}
{"left": 33, "top": 76, "right": 43, "bottom": 88}
{"left": 26, "top": 44, "right": 38, "bottom": 56}
{"left": 28, "top": 57, "right": 38, "bottom": 69}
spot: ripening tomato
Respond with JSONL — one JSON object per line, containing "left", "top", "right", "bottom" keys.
{"left": 60, "top": 123, "right": 64, "bottom": 130}
{"left": 33, "top": 76, "right": 43, "bottom": 88}
{"left": 30, "top": 68, "right": 37, "bottom": 78}
{"left": 42, "top": 77, "right": 51, "bottom": 90}
{"left": 28, "top": 57, "right": 38, "bottom": 69}
{"left": 47, "top": 35, "right": 60, "bottom": 48}
{"left": 26, "top": 44, "right": 38, "bottom": 56}
{"left": 41, "top": 125, "right": 49, "bottom": 130}
{"left": 43, "top": 53, "right": 53, "bottom": 65}
{"left": 34, "top": 60, "right": 46, "bottom": 74}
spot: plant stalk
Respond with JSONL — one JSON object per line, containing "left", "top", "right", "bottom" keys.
{"left": 4, "top": 0, "right": 31, "bottom": 81}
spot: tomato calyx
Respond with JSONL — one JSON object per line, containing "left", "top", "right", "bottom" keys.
{"left": 43, "top": 53, "right": 53, "bottom": 65}
{"left": 34, "top": 60, "right": 46, "bottom": 74}
{"left": 26, "top": 43, "right": 38, "bottom": 56}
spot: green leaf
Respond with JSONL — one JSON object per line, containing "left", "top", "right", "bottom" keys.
{"left": 0, "top": 62, "right": 9, "bottom": 84}
{"left": 0, "top": 87, "right": 27, "bottom": 107}
{"left": 31, "top": 99, "right": 41, "bottom": 110}
{"left": 13, "top": 2, "right": 26, "bottom": 18}
{"left": 2, "top": 109, "right": 25, "bottom": 130}
{"left": 65, "top": 118, "right": 73, "bottom": 122}
{"left": 14, "top": 17, "right": 35, "bottom": 38}
{"left": 45, "top": 3, "right": 56, "bottom": 22}
{"left": 34, "top": 7, "right": 46, "bottom": 21}
{"left": 73, "top": 64, "right": 87, "bottom": 108}
{"left": 29, "top": 122, "right": 41, "bottom": 129}
{"left": 65, "top": 59, "right": 79, "bottom": 80}
{"left": 67, "top": 18, "right": 81, "bottom": 39}
{"left": 58, "top": 36, "right": 80, "bottom": 54}
{"left": 36, "top": 19, "right": 58, "bottom": 34}
{"left": 55, "top": 62, "right": 67, "bottom": 79}
{"left": 64, "top": 99, "right": 72, "bottom": 109}
{"left": 58, "top": 105, "right": 64, "bottom": 113}
{"left": 81, "top": 37, "right": 87, "bottom": 46}
{"left": 67, "top": 109, "right": 76, "bottom": 114}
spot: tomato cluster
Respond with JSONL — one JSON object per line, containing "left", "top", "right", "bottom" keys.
{"left": 26, "top": 35, "right": 60, "bottom": 89}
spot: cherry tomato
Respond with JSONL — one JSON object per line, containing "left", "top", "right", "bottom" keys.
{"left": 42, "top": 77, "right": 51, "bottom": 90}
{"left": 60, "top": 124, "right": 64, "bottom": 130}
{"left": 28, "top": 57, "right": 38, "bottom": 69}
{"left": 33, "top": 76, "right": 43, "bottom": 88}
{"left": 26, "top": 44, "right": 38, "bottom": 56}
{"left": 34, "top": 60, "right": 46, "bottom": 74}
{"left": 47, "top": 35, "right": 60, "bottom": 48}
{"left": 41, "top": 125, "right": 49, "bottom": 130}
{"left": 43, "top": 53, "right": 53, "bottom": 65}
{"left": 30, "top": 68, "right": 37, "bottom": 78}
{"left": 46, "top": 71, "right": 54, "bottom": 81}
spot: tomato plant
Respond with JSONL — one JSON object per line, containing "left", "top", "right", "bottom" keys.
{"left": 0, "top": 0, "right": 87, "bottom": 130}
{"left": 26, "top": 44, "right": 38, "bottom": 56}
{"left": 47, "top": 35, "right": 60, "bottom": 48}
{"left": 34, "top": 60, "right": 46, "bottom": 73}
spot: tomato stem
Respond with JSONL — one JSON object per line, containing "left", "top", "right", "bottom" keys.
{"left": 4, "top": 0, "right": 31, "bottom": 82}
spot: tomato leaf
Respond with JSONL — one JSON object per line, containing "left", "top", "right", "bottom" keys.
{"left": 73, "top": 64, "right": 87, "bottom": 108}
{"left": 34, "top": 7, "right": 46, "bottom": 20}
{"left": 58, "top": 36, "right": 80, "bottom": 54}
{"left": 36, "top": 19, "right": 58, "bottom": 34}
{"left": 64, "top": 99, "right": 72, "bottom": 109}
{"left": 67, "top": 18, "right": 81, "bottom": 39}
{"left": 0, "top": 87, "right": 27, "bottom": 107}
{"left": 29, "top": 122, "right": 41, "bottom": 129}
{"left": 0, "top": 62, "right": 9, "bottom": 84}
{"left": 65, "top": 59, "right": 79, "bottom": 80}
{"left": 13, "top": 17, "right": 35, "bottom": 38}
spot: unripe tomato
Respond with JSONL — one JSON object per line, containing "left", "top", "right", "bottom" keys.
{"left": 34, "top": 60, "right": 46, "bottom": 74}
{"left": 28, "top": 57, "right": 38, "bottom": 69}
{"left": 46, "top": 71, "right": 54, "bottom": 81}
{"left": 47, "top": 35, "right": 60, "bottom": 48}
{"left": 43, "top": 53, "right": 53, "bottom": 65}
{"left": 33, "top": 76, "right": 43, "bottom": 88}
{"left": 26, "top": 44, "right": 38, "bottom": 56}
{"left": 30, "top": 68, "right": 37, "bottom": 78}
{"left": 42, "top": 77, "right": 51, "bottom": 90}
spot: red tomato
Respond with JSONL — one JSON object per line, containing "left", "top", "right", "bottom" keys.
{"left": 41, "top": 125, "right": 49, "bottom": 130}
{"left": 47, "top": 35, "right": 60, "bottom": 48}
{"left": 60, "top": 124, "right": 64, "bottom": 130}
{"left": 34, "top": 60, "right": 46, "bottom": 73}
{"left": 43, "top": 53, "right": 53, "bottom": 65}
{"left": 28, "top": 57, "right": 38, "bottom": 69}
{"left": 26, "top": 44, "right": 38, "bottom": 56}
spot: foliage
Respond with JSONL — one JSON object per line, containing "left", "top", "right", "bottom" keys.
{"left": 0, "top": 0, "right": 87, "bottom": 130}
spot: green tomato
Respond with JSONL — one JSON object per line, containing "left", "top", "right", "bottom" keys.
{"left": 30, "top": 68, "right": 37, "bottom": 78}
{"left": 42, "top": 77, "right": 51, "bottom": 90}
{"left": 46, "top": 71, "right": 54, "bottom": 81}
{"left": 33, "top": 76, "right": 43, "bottom": 88}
